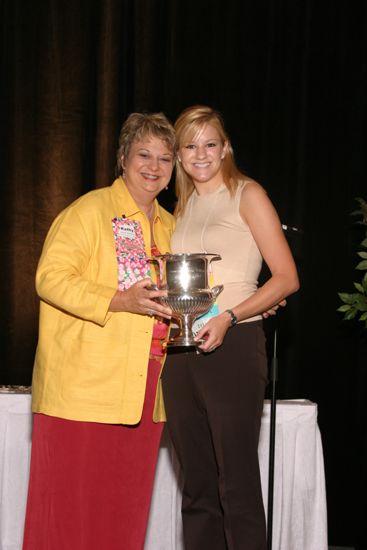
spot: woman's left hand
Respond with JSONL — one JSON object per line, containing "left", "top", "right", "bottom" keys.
{"left": 194, "top": 313, "right": 231, "bottom": 353}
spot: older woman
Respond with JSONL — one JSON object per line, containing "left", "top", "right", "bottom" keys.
{"left": 162, "top": 105, "right": 299, "bottom": 550}
{"left": 23, "top": 113, "right": 176, "bottom": 550}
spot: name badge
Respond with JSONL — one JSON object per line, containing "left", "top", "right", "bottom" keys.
{"left": 120, "top": 224, "right": 136, "bottom": 240}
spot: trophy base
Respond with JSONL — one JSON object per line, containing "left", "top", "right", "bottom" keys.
{"left": 164, "top": 335, "right": 205, "bottom": 348}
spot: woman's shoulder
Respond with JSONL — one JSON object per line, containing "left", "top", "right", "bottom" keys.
{"left": 51, "top": 187, "right": 116, "bottom": 234}
{"left": 239, "top": 178, "right": 266, "bottom": 195}
{"left": 238, "top": 178, "right": 272, "bottom": 220}
{"left": 228, "top": 178, "right": 267, "bottom": 207}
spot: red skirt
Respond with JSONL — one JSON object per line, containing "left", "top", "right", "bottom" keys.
{"left": 22, "top": 357, "right": 164, "bottom": 550}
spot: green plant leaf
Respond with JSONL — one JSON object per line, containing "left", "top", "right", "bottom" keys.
{"left": 356, "top": 260, "right": 367, "bottom": 270}
{"left": 353, "top": 282, "right": 365, "bottom": 293}
{"left": 338, "top": 292, "right": 358, "bottom": 304}
{"left": 344, "top": 309, "right": 358, "bottom": 320}
{"left": 337, "top": 197, "right": 367, "bottom": 330}
{"left": 351, "top": 197, "right": 367, "bottom": 225}
{"left": 355, "top": 295, "right": 367, "bottom": 310}
{"left": 337, "top": 304, "right": 352, "bottom": 312}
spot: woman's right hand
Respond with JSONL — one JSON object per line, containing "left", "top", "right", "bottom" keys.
{"left": 262, "top": 299, "right": 287, "bottom": 318}
{"left": 109, "top": 278, "right": 172, "bottom": 319}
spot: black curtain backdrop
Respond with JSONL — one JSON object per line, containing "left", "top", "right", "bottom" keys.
{"left": 1, "top": 1, "right": 366, "bottom": 547}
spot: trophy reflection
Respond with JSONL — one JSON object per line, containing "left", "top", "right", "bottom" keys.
{"left": 150, "top": 253, "right": 223, "bottom": 347}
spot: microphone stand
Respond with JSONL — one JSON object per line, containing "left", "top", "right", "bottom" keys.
{"left": 266, "top": 222, "right": 302, "bottom": 549}
{"left": 266, "top": 328, "right": 278, "bottom": 550}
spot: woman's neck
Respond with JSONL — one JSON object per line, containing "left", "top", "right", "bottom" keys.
{"left": 124, "top": 181, "right": 155, "bottom": 219}
{"left": 137, "top": 201, "right": 155, "bottom": 222}
{"left": 193, "top": 179, "right": 223, "bottom": 196}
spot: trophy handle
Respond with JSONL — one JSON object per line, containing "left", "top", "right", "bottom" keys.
{"left": 211, "top": 284, "right": 224, "bottom": 299}
{"left": 208, "top": 254, "right": 222, "bottom": 263}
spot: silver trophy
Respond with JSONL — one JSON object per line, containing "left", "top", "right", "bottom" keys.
{"left": 150, "top": 253, "right": 223, "bottom": 347}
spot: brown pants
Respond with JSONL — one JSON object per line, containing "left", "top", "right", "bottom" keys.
{"left": 162, "top": 321, "right": 267, "bottom": 550}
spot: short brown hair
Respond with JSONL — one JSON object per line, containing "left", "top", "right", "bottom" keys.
{"left": 116, "top": 112, "right": 176, "bottom": 175}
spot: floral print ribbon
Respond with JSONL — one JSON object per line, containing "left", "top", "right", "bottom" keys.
{"left": 112, "top": 217, "right": 150, "bottom": 290}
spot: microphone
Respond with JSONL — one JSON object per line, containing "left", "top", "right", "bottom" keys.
{"left": 281, "top": 224, "right": 303, "bottom": 234}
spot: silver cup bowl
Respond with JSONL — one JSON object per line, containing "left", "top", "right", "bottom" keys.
{"left": 149, "top": 253, "right": 224, "bottom": 347}
{"left": 160, "top": 286, "right": 223, "bottom": 347}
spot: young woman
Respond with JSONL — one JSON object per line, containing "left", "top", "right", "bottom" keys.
{"left": 162, "top": 105, "right": 299, "bottom": 550}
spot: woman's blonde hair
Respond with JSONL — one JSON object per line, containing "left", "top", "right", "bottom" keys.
{"left": 116, "top": 112, "right": 176, "bottom": 176}
{"left": 174, "top": 105, "right": 245, "bottom": 216}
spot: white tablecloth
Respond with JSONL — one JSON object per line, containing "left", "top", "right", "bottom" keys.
{"left": 0, "top": 392, "right": 32, "bottom": 550}
{"left": 0, "top": 394, "right": 328, "bottom": 550}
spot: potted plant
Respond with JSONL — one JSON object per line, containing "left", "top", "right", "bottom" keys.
{"left": 337, "top": 197, "right": 367, "bottom": 328}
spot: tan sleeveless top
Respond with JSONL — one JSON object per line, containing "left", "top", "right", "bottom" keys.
{"left": 171, "top": 181, "right": 262, "bottom": 322}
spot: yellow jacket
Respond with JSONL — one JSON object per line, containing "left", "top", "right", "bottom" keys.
{"left": 31, "top": 178, "right": 175, "bottom": 424}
